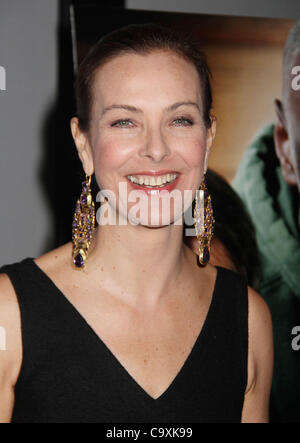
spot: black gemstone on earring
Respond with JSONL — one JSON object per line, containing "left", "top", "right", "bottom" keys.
{"left": 74, "top": 253, "right": 84, "bottom": 268}
{"left": 202, "top": 246, "right": 210, "bottom": 265}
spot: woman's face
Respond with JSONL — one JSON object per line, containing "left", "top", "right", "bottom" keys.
{"left": 72, "top": 49, "right": 216, "bottom": 227}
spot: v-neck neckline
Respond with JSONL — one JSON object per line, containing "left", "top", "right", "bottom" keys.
{"left": 25, "top": 257, "right": 221, "bottom": 403}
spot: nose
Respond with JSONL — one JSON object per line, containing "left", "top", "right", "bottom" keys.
{"left": 139, "top": 126, "right": 171, "bottom": 163}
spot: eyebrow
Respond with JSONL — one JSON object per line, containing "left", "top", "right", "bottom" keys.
{"left": 102, "top": 101, "right": 200, "bottom": 115}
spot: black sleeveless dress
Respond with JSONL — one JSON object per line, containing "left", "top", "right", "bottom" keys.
{"left": 0, "top": 257, "right": 248, "bottom": 423}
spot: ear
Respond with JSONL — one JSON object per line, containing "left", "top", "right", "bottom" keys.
{"left": 273, "top": 99, "right": 297, "bottom": 186}
{"left": 70, "top": 117, "right": 94, "bottom": 176}
{"left": 204, "top": 115, "right": 217, "bottom": 174}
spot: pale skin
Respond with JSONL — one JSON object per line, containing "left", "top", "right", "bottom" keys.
{"left": 0, "top": 49, "right": 273, "bottom": 423}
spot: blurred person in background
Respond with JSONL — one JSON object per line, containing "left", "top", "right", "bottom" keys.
{"left": 233, "top": 21, "right": 300, "bottom": 423}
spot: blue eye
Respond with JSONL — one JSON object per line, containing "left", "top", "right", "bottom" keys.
{"left": 111, "top": 119, "right": 133, "bottom": 127}
{"left": 173, "top": 117, "right": 194, "bottom": 126}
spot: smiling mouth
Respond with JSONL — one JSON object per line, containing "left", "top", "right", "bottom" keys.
{"left": 126, "top": 173, "right": 179, "bottom": 188}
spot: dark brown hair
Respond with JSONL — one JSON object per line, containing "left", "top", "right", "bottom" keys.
{"left": 74, "top": 23, "right": 213, "bottom": 132}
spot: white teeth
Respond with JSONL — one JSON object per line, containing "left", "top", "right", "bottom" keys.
{"left": 127, "top": 173, "right": 178, "bottom": 187}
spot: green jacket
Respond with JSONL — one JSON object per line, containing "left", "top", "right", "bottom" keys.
{"left": 232, "top": 123, "right": 300, "bottom": 423}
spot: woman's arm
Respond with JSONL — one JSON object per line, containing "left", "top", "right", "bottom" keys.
{"left": 0, "top": 274, "right": 22, "bottom": 423}
{"left": 241, "top": 286, "right": 274, "bottom": 423}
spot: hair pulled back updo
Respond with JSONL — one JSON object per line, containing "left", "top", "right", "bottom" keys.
{"left": 74, "top": 23, "right": 213, "bottom": 132}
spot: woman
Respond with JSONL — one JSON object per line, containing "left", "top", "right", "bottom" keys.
{"left": 0, "top": 24, "right": 273, "bottom": 423}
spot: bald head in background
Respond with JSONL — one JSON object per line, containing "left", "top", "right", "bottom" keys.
{"left": 274, "top": 21, "right": 300, "bottom": 192}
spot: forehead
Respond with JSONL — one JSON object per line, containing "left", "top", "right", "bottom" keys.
{"left": 91, "top": 50, "right": 202, "bottom": 108}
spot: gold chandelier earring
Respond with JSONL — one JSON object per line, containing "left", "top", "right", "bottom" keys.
{"left": 193, "top": 175, "right": 215, "bottom": 266}
{"left": 72, "top": 174, "right": 95, "bottom": 270}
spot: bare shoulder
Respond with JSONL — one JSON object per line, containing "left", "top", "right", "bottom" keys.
{"left": 0, "top": 242, "right": 73, "bottom": 377}
{"left": 0, "top": 272, "right": 23, "bottom": 382}
{"left": 0, "top": 244, "right": 73, "bottom": 422}
{"left": 242, "top": 286, "right": 274, "bottom": 423}
{"left": 247, "top": 286, "right": 273, "bottom": 350}
{"left": 247, "top": 285, "right": 273, "bottom": 385}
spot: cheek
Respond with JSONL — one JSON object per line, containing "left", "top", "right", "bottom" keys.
{"left": 180, "top": 134, "right": 207, "bottom": 168}
{"left": 92, "top": 134, "right": 135, "bottom": 186}
{"left": 178, "top": 133, "right": 208, "bottom": 196}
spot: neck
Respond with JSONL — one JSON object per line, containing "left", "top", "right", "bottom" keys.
{"left": 85, "top": 222, "right": 191, "bottom": 308}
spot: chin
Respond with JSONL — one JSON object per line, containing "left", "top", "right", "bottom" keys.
{"left": 127, "top": 208, "right": 184, "bottom": 228}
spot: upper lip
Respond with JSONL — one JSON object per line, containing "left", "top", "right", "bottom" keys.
{"left": 126, "top": 170, "right": 179, "bottom": 176}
